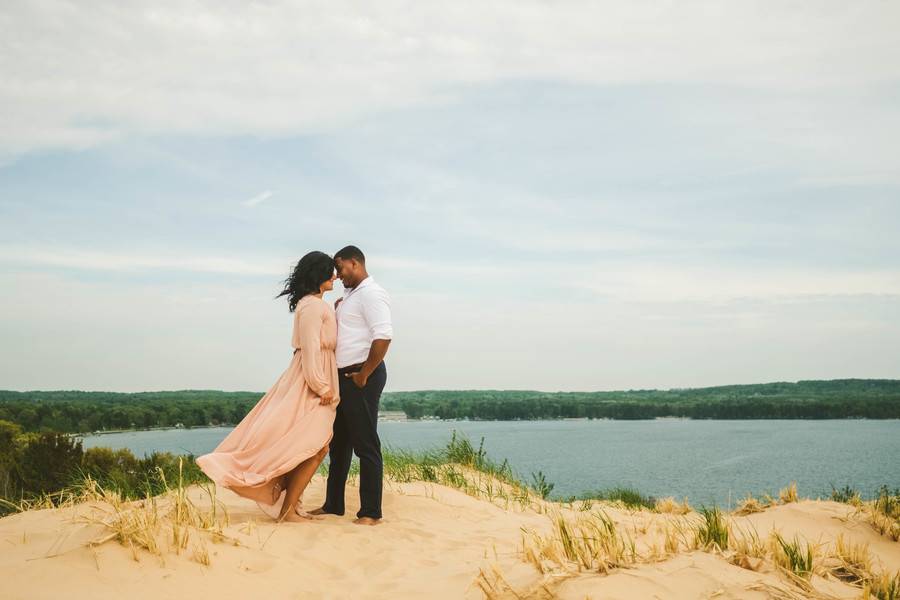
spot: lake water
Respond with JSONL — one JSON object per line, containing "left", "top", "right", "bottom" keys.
{"left": 80, "top": 419, "right": 900, "bottom": 508}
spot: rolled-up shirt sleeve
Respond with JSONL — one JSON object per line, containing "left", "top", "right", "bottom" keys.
{"left": 361, "top": 287, "right": 393, "bottom": 340}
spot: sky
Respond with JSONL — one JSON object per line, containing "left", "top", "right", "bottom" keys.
{"left": 1, "top": 1, "right": 899, "bottom": 393}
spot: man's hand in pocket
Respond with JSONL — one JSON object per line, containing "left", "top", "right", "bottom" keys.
{"left": 345, "top": 371, "right": 368, "bottom": 388}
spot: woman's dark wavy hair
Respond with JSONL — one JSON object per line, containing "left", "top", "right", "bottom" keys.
{"left": 275, "top": 251, "right": 335, "bottom": 312}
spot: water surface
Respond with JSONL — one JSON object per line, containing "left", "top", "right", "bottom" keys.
{"left": 81, "top": 419, "right": 900, "bottom": 507}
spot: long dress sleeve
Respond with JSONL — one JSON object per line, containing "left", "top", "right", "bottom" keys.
{"left": 296, "top": 298, "right": 332, "bottom": 397}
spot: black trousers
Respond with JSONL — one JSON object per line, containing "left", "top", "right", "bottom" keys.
{"left": 323, "top": 361, "right": 387, "bottom": 519}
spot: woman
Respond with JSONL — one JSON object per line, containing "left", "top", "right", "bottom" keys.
{"left": 196, "top": 251, "right": 340, "bottom": 523}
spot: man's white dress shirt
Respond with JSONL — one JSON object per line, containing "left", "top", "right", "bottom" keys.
{"left": 335, "top": 276, "right": 393, "bottom": 368}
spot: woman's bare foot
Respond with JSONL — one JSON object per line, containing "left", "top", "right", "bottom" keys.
{"left": 295, "top": 506, "right": 324, "bottom": 520}
{"left": 277, "top": 510, "right": 314, "bottom": 523}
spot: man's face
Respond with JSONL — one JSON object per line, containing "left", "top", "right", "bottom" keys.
{"left": 335, "top": 257, "right": 357, "bottom": 288}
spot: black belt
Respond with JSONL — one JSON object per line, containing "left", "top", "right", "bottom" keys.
{"left": 338, "top": 362, "right": 365, "bottom": 375}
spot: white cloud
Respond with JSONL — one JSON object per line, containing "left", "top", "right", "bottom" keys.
{"left": 1, "top": 0, "right": 898, "bottom": 160}
{"left": 570, "top": 265, "right": 900, "bottom": 303}
{"left": 242, "top": 190, "right": 274, "bottom": 207}
{"left": 3, "top": 243, "right": 899, "bottom": 303}
{"left": 0, "top": 244, "right": 283, "bottom": 276}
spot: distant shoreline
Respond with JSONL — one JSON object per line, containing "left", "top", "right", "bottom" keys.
{"left": 72, "top": 410, "right": 411, "bottom": 437}
{"left": 71, "top": 414, "right": 899, "bottom": 440}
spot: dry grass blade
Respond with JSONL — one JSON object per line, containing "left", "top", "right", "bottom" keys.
{"left": 746, "top": 581, "right": 819, "bottom": 600}
{"left": 779, "top": 482, "right": 799, "bottom": 504}
{"left": 73, "top": 459, "right": 235, "bottom": 565}
{"left": 660, "top": 517, "right": 693, "bottom": 555}
{"left": 518, "top": 509, "right": 639, "bottom": 577}
{"left": 822, "top": 534, "right": 873, "bottom": 586}
{"left": 655, "top": 496, "right": 692, "bottom": 515}
{"left": 862, "top": 490, "right": 900, "bottom": 542}
{"left": 730, "top": 523, "right": 766, "bottom": 571}
{"left": 864, "top": 570, "right": 900, "bottom": 600}
{"left": 474, "top": 563, "right": 524, "bottom": 600}
{"left": 734, "top": 494, "right": 766, "bottom": 516}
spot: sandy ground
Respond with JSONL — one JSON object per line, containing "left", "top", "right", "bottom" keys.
{"left": 1, "top": 476, "right": 897, "bottom": 599}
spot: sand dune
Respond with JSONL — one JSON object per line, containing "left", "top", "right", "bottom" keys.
{"left": 1, "top": 475, "right": 897, "bottom": 599}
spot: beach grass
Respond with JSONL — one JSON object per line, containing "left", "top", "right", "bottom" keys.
{"left": 0, "top": 457, "right": 238, "bottom": 566}
{"left": 529, "top": 471, "right": 555, "bottom": 500}
{"left": 830, "top": 484, "right": 863, "bottom": 505}
{"left": 695, "top": 506, "right": 730, "bottom": 551}
{"left": 734, "top": 493, "right": 766, "bottom": 516}
{"left": 828, "top": 484, "right": 900, "bottom": 542}
{"left": 730, "top": 523, "right": 766, "bottom": 568}
{"left": 865, "top": 570, "right": 900, "bottom": 600}
{"left": 659, "top": 517, "right": 695, "bottom": 555}
{"left": 778, "top": 481, "right": 799, "bottom": 504}
{"left": 654, "top": 496, "right": 692, "bottom": 515}
{"left": 379, "top": 431, "right": 547, "bottom": 511}
{"left": 873, "top": 486, "right": 900, "bottom": 541}
{"left": 771, "top": 532, "right": 816, "bottom": 580}
{"left": 520, "top": 508, "right": 637, "bottom": 575}
{"left": 570, "top": 487, "right": 656, "bottom": 510}
{"left": 72, "top": 458, "right": 235, "bottom": 565}
{"left": 825, "top": 533, "right": 873, "bottom": 586}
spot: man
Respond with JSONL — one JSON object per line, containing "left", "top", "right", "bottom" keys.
{"left": 313, "top": 245, "right": 392, "bottom": 525}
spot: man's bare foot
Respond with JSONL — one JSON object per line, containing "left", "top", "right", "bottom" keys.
{"left": 353, "top": 517, "right": 382, "bottom": 526}
{"left": 308, "top": 507, "right": 332, "bottom": 516}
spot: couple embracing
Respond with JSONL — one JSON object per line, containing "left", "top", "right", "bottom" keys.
{"left": 196, "top": 245, "right": 392, "bottom": 526}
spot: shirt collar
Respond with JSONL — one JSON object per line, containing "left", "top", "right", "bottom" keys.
{"left": 345, "top": 276, "right": 373, "bottom": 297}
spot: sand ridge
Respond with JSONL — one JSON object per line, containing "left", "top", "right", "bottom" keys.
{"left": 1, "top": 475, "right": 897, "bottom": 599}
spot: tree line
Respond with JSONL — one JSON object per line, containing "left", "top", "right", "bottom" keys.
{"left": 0, "top": 390, "right": 259, "bottom": 433}
{"left": 382, "top": 380, "right": 900, "bottom": 420}
{"left": 0, "top": 379, "right": 898, "bottom": 433}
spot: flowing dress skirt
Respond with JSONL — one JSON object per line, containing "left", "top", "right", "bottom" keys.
{"left": 196, "top": 349, "right": 338, "bottom": 517}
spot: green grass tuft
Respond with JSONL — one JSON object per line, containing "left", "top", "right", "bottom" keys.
{"left": 564, "top": 487, "right": 655, "bottom": 510}
{"left": 830, "top": 484, "right": 861, "bottom": 504}
{"left": 772, "top": 533, "right": 815, "bottom": 579}
{"left": 529, "top": 471, "right": 554, "bottom": 500}
{"left": 696, "top": 506, "right": 730, "bottom": 550}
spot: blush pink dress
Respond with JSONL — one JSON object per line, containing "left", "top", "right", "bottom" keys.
{"left": 196, "top": 295, "right": 340, "bottom": 516}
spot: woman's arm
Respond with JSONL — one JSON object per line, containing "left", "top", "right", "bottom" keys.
{"left": 297, "top": 299, "right": 334, "bottom": 402}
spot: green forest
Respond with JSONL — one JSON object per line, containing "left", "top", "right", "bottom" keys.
{"left": 382, "top": 379, "right": 900, "bottom": 420}
{"left": 0, "top": 379, "right": 898, "bottom": 433}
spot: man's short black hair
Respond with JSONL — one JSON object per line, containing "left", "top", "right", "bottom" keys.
{"left": 335, "top": 245, "right": 365, "bottom": 263}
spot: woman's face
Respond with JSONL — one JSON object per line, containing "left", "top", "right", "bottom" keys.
{"left": 321, "top": 270, "right": 337, "bottom": 292}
